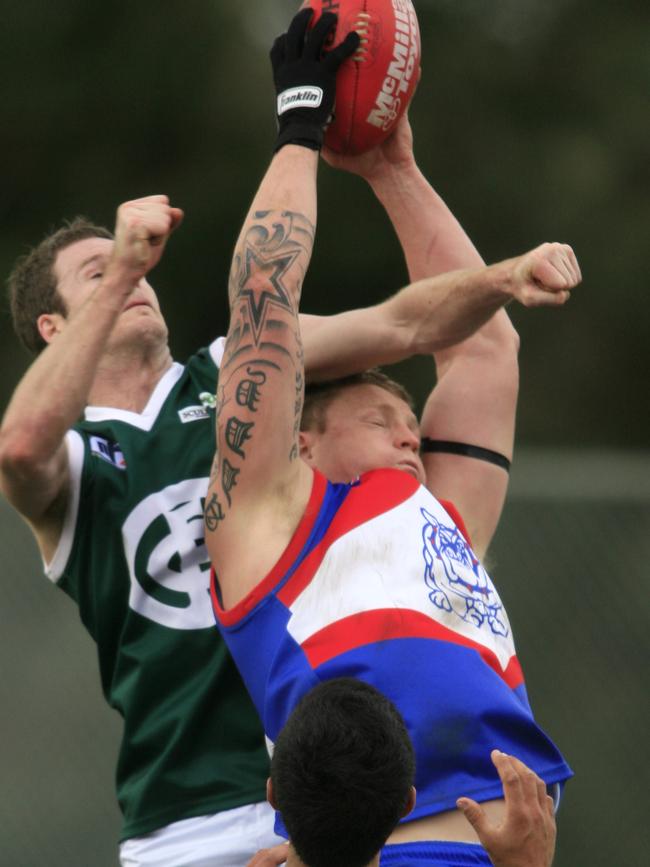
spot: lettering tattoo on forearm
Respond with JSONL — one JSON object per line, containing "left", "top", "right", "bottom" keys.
{"left": 210, "top": 362, "right": 274, "bottom": 518}
{"left": 221, "top": 458, "right": 240, "bottom": 506}
{"left": 204, "top": 492, "right": 225, "bottom": 532}
{"left": 212, "top": 359, "right": 273, "bottom": 497}
{"left": 225, "top": 417, "right": 254, "bottom": 458}
{"left": 217, "top": 360, "right": 276, "bottom": 457}
{"left": 236, "top": 368, "right": 267, "bottom": 412}
{"left": 210, "top": 210, "right": 313, "bottom": 527}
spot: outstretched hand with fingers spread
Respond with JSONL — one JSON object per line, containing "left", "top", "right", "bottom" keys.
{"left": 457, "top": 750, "right": 557, "bottom": 867}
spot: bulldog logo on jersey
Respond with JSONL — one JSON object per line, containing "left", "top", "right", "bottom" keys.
{"left": 122, "top": 478, "right": 214, "bottom": 630}
{"left": 420, "top": 507, "right": 508, "bottom": 637}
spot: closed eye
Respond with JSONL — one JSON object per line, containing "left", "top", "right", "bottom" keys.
{"left": 363, "top": 416, "right": 387, "bottom": 428}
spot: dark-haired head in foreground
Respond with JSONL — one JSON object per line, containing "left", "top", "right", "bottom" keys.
{"left": 268, "top": 678, "right": 416, "bottom": 867}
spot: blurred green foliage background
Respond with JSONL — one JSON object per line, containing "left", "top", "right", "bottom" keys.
{"left": 1, "top": 1, "right": 648, "bottom": 865}
{"left": 2, "top": 0, "right": 649, "bottom": 444}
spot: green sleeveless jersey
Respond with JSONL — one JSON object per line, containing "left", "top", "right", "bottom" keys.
{"left": 45, "top": 339, "right": 268, "bottom": 840}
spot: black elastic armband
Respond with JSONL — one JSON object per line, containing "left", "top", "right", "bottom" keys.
{"left": 420, "top": 438, "right": 511, "bottom": 472}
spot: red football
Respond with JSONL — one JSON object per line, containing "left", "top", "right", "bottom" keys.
{"left": 304, "top": 0, "right": 421, "bottom": 155}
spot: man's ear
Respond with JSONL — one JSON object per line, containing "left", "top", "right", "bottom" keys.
{"left": 267, "top": 777, "right": 277, "bottom": 810}
{"left": 299, "top": 430, "right": 315, "bottom": 465}
{"left": 401, "top": 786, "right": 416, "bottom": 819}
{"left": 37, "top": 312, "right": 66, "bottom": 345}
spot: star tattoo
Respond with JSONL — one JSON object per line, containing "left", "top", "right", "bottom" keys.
{"left": 237, "top": 244, "right": 299, "bottom": 345}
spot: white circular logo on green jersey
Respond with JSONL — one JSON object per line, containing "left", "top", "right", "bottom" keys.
{"left": 122, "top": 478, "right": 215, "bottom": 630}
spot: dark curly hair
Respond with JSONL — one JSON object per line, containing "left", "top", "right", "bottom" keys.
{"left": 271, "top": 678, "right": 415, "bottom": 867}
{"left": 7, "top": 217, "right": 113, "bottom": 354}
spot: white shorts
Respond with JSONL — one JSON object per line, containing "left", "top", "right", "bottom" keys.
{"left": 119, "top": 801, "right": 285, "bottom": 867}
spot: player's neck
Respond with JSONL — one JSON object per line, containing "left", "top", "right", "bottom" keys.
{"left": 87, "top": 342, "right": 174, "bottom": 412}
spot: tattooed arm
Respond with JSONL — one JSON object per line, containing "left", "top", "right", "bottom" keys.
{"left": 205, "top": 146, "right": 316, "bottom": 609}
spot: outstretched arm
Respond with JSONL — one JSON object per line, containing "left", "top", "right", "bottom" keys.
{"left": 420, "top": 243, "right": 579, "bottom": 556}
{"left": 0, "top": 196, "right": 181, "bottom": 561}
{"left": 206, "top": 146, "right": 317, "bottom": 607}
{"left": 323, "top": 117, "right": 580, "bottom": 556}
{"left": 323, "top": 113, "right": 485, "bottom": 279}
{"left": 205, "top": 10, "right": 358, "bottom": 609}
{"left": 301, "top": 117, "right": 497, "bottom": 379}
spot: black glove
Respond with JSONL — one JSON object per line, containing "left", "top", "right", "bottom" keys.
{"left": 270, "top": 8, "right": 360, "bottom": 153}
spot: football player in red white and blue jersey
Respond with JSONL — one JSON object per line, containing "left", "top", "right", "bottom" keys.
{"left": 206, "top": 10, "right": 581, "bottom": 867}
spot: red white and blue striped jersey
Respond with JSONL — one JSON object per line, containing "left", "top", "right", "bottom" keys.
{"left": 211, "top": 468, "right": 571, "bottom": 825}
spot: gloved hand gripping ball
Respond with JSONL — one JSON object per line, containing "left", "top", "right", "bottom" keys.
{"left": 271, "top": 9, "right": 360, "bottom": 153}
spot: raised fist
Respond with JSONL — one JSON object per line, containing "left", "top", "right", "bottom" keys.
{"left": 108, "top": 195, "right": 183, "bottom": 286}
{"left": 509, "top": 242, "right": 581, "bottom": 308}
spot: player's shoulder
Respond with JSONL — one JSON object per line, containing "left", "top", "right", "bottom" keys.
{"left": 184, "top": 336, "right": 226, "bottom": 372}
{"left": 357, "top": 466, "right": 422, "bottom": 494}
{"left": 204, "top": 336, "right": 227, "bottom": 368}
{"left": 351, "top": 469, "right": 472, "bottom": 537}
{"left": 339, "top": 467, "right": 424, "bottom": 515}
